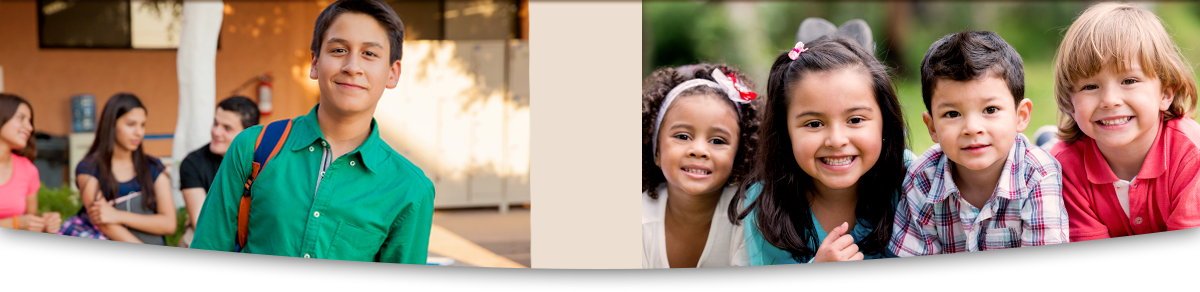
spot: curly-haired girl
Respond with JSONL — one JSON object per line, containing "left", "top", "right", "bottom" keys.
{"left": 642, "top": 63, "right": 760, "bottom": 268}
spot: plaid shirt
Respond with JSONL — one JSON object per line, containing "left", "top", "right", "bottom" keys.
{"left": 890, "top": 134, "right": 1069, "bottom": 256}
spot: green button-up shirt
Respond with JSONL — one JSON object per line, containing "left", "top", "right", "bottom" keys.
{"left": 192, "top": 105, "right": 435, "bottom": 264}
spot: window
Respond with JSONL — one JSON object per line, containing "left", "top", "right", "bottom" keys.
{"left": 38, "top": 0, "right": 183, "bottom": 49}
{"left": 386, "top": 0, "right": 523, "bottom": 40}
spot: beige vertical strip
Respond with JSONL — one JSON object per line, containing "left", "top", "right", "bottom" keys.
{"left": 529, "top": 2, "right": 642, "bottom": 269}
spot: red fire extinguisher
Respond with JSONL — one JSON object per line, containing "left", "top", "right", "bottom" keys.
{"left": 257, "top": 73, "right": 274, "bottom": 116}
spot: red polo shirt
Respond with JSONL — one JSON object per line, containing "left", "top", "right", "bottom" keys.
{"left": 1051, "top": 117, "right": 1200, "bottom": 242}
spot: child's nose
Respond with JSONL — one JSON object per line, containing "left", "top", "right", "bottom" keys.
{"left": 687, "top": 143, "right": 709, "bottom": 158}
{"left": 342, "top": 56, "right": 364, "bottom": 76}
{"left": 1098, "top": 89, "right": 1124, "bottom": 109}
{"left": 962, "top": 115, "right": 985, "bottom": 135}
{"left": 825, "top": 126, "right": 849, "bottom": 148}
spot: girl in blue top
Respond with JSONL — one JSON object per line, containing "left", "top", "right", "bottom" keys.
{"left": 732, "top": 36, "right": 910, "bottom": 265}
{"left": 64, "top": 93, "right": 176, "bottom": 245}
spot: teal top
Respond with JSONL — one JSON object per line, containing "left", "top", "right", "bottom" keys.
{"left": 741, "top": 149, "right": 914, "bottom": 265}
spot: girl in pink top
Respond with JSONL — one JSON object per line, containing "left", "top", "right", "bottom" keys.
{"left": 1050, "top": 3, "right": 1200, "bottom": 241}
{"left": 0, "top": 93, "right": 61, "bottom": 233}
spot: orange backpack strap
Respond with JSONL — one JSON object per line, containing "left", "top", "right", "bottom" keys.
{"left": 235, "top": 119, "right": 292, "bottom": 252}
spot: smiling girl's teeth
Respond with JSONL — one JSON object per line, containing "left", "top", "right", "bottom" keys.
{"left": 1099, "top": 116, "right": 1132, "bottom": 126}
{"left": 683, "top": 168, "right": 711, "bottom": 175}
{"left": 821, "top": 156, "right": 853, "bottom": 166}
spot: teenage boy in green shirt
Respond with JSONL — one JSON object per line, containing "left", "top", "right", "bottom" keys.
{"left": 192, "top": 0, "right": 435, "bottom": 264}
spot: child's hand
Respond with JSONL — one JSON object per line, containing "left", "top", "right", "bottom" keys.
{"left": 88, "top": 197, "right": 121, "bottom": 225}
{"left": 17, "top": 214, "right": 46, "bottom": 232}
{"left": 813, "top": 222, "right": 865, "bottom": 263}
{"left": 42, "top": 212, "right": 62, "bottom": 233}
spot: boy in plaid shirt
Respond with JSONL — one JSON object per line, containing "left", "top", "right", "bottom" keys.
{"left": 889, "top": 30, "right": 1068, "bottom": 256}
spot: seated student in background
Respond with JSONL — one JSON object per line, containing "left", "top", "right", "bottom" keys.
{"left": 1050, "top": 3, "right": 1200, "bottom": 241}
{"left": 64, "top": 93, "right": 176, "bottom": 244}
{"left": 0, "top": 93, "right": 61, "bottom": 233}
{"left": 890, "top": 30, "right": 1068, "bottom": 256}
{"left": 178, "top": 96, "right": 259, "bottom": 248}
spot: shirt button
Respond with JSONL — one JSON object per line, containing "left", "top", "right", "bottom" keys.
{"left": 350, "top": 161, "right": 356, "bottom": 166}
{"left": 322, "top": 141, "right": 327, "bottom": 147}
{"left": 314, "top": 211, "right": 320, "bottom": 218}
{"left": 303, "top": 254, "right": 310, "bottom": 258}
{"left": 309, "top": 146, "right": 314, "bottom": 152}
{"left": 1135, "top": 217, "right": 1143, "bottom": 224}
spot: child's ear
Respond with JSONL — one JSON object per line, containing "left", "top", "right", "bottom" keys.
{"left": 654, "top": 149, "right": 661, "bottom": 167}
{"left": 385, "top": 60, "right": 402, "bottom": 89}
{"left": 922, "top": 111, "right": 939, "bottom": 144}
{"left": 309, "top": 52, "right": 319, "bottom": 80}
{"left": 1160, "top": 89, "right": 1175, "bottom": 112}
{"left": 1015, "top": 98, "right": 1033, "bottom": 132}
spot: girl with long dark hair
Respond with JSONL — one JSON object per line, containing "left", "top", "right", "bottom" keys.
{"left": 61, "top": 93, "right": 175, "bottom": 244}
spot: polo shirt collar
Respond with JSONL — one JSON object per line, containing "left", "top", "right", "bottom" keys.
{"left": 928, "top": 136, "right": 1022, "bottom": 203}
{"left": 1082, "top": 118, "right": 1168, "bottom": 184}
{"left": 287, "top": 104, "right": 386, "bottom": 174}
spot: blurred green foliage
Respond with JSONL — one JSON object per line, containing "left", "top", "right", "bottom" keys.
{"left": 37, "top": 184, "right": 80, "bottom": 219}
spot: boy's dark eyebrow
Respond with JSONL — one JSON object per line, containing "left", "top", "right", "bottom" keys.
{"left": 325, "top": 38, "right": 384, "bottom": 50}
{"left": 935, "top": 96, "right": 1001, "bottom": 110}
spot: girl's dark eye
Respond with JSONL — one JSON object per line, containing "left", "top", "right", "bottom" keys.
{"left": 848, "top": 117, "right": 864, "bottom": 124}
{"left": 673, "top": 133, "right": 691, "bottom": 141}
{"left": 332, "top": 48, "right": 346, "bottom": 54}
{"left": 984, "top": 106, "right": 999, "bottom": 114}
{"left": 1080, "top": 84, "right": 1098, "bottom": 91}
{"left": 943, "top": 111, "right": 961, "bottom": 118}
{"left": 1122, "top": 78, "right": 1137, "bottom": 85}
{"left": 804, "top": 121, "right": 823, "bottom": 128}
{"left": 365, "top": 51, "right": 377, "bottom": 57}
{"left": 709, "top": 138, "right": 727, "bottom": 145}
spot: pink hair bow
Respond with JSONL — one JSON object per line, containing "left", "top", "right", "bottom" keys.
{"left": 788, "top": 42, "right": 806, "bottom": 60}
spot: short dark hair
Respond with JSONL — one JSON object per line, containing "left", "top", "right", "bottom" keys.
{"left": 216, "top": 95, "right": 260, "bottom": 129}
{"left": 311, "top": 0, "right": 405, "bottom": 64}
{"left": 920, "top": 30, "right": 1025, "bottom": 112}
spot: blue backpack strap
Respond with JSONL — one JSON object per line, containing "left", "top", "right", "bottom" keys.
{"left": 236, "top": 119, "right": 292, "bottom": 252}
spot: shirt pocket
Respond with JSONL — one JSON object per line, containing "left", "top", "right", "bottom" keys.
{"left": 329, "top": 221, "right": 386, "bottom": 261}
{"left": 982, "top": 227, "right": 1019, "bottom": 250}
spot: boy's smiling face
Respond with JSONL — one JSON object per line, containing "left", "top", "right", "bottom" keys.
{"left": 310, "top": 12, "right": 401, "bottom": 116}
{"left": 923, "top": 76, "right": 1032, "bottom": 172}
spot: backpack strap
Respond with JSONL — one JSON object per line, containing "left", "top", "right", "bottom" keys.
{"left": 236, "top": 119, "right": 293, "bottom": 252}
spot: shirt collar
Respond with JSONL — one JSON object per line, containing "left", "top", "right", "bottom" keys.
{"left": 927, "top": 135, "right": 1023, "bottom": 203}
{"left": 287, "top": 104, "right": 387, "bottom": 174}
{"left": 1082, "top": 117, "right": 1168, "bottom": 184}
